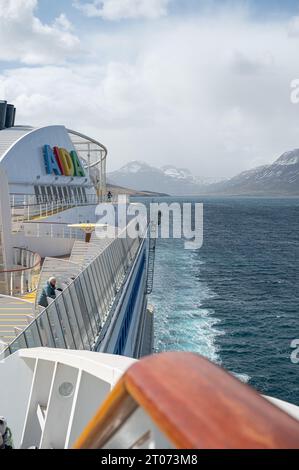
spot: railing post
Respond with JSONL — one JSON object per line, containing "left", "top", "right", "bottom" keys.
{"left": 21, "top": 269, "right": 24, "bottom": 295}
{"left": 10, "top": 272, "right": 13, "bottom": 297}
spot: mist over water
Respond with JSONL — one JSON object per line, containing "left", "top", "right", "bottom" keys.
{"left": 147, "top": 197, "right": 299, "bottom": 404}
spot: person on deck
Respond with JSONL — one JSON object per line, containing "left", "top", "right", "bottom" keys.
{"left": 38, "top": 277, "right": 57, "bottom": 308}
{"left": 0, "top": 417, "right": 13, "bottom": 449}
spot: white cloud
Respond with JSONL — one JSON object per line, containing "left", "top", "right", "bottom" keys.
{"left": 53, "top": 13, "right": 74, "bottom": 32}
{"left": 73, "top": 0, "right": 171, "bottom": 20}
{"left": 0, "top": 0, "right": 80, "bottom": 64}
{"left": 288, "top": 15, "right": 299, "bottom": 37}
{"left": 1, "top": 7, "right": 299, "bottom": 177}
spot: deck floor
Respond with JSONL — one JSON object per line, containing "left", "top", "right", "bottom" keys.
{"left": 0, "top": 297, "right": 34, "bottom": 344}
{"left": 22, "top": 291, "right": 37, "bottom": 303}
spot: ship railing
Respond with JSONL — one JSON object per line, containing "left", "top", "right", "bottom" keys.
{"left": 0, "top": 219, "right": 147, "bottom": 358}
{"left": 11, "top": 194, "right": 100, "bottom": 225}
{"left": 0, "top": 248, "right": 41, "bottom": 297}
{"left": 10, "top": 193, "right": 99, "bottom": 207}
{"left": 67, "top": 129, "right": 107, "bottom": 201}
{"left": 11, "top": 195, "right": 119, "bottom": 232}
{"left": 73, "top": 352, "right": 299, "bottom": 450}
{"left": 22, "top": 221, "right": 85, "bottom": 240}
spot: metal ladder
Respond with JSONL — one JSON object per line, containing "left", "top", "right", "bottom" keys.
{"left": 146, "top": 223, "right": 157, "bottom": 295}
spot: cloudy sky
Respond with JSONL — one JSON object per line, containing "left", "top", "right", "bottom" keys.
{"left": 1, "top": 0, "right": 299, "bottom": 176}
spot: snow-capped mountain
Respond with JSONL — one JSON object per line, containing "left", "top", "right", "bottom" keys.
{"left": 114, "top": 161, "right": 150, "bottom": 175}
{"left": 210, "top": 149, "right": 299, "bottom": 195}
{"left": 161, "top": 165, "right": 226, "bottom": 186}
{"left": 276, "top": 150, "right": 299, "bottom": 166}
{"left": 161, "top": 165, "right": 194, "bottom": 181}
{"left": 108, "top": 150, "right": 299, "bottom": 196}
{"left": 107, "top": 161, "right": 225, "bottom": 195}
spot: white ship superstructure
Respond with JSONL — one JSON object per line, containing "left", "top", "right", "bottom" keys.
{"left": 0, "top": 102, "right": 154, "bottom": 359}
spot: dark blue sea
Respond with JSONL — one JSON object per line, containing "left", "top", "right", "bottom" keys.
{"left": 147, "top": 197, "right": 299, "bottom": 405}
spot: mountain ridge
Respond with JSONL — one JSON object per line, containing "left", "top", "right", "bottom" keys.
{"left": 107, "top": 150, "right": 299, "bottom": 196}
{"left": 108, "top": 160, "right": 226, "bottom": 196}
{"left": 210, "top": 149, "right": 299, "bottom": 195}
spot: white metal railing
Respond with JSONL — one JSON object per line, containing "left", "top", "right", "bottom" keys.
{"left": 1, "top": 219, "right": 146, "bottom": 358}
{"left": 11, "top": 194, "right": 99, "bottom": 223}
{"left": 23, "top": 221, "right": 85, "bottom": 240}
{"left": 67, "top": 129, "right": 107, "bottom": 200}
{"left": 0, "top": 248, "right": 41, "bottom": 296}
{"left": 11, "top": 199, "right": 125, "bottom": 238}
{"left": 11, "top": 195, "right": 118, "bottom": 233}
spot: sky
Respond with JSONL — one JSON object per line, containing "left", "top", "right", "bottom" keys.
{"left": 1, "top": 1, "right": 299, "bottom": 176}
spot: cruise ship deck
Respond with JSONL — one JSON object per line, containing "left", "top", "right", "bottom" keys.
{"left": 0, "top": 102, "right": 154, "bottom": 360}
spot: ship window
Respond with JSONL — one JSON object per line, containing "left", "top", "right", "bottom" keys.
{"left": 66, "top": 187, "right": 72, "bottom": 202}
{"left": 46, "top": 186, "right": 53, "bottom": 203}
{"left": 72, "top": 186, "right": 78, "bottom": 202}
{"left": 72, "top": 187, "right": 77, "bottom": 203}
{"left": 57, "top": 186, "right": 64, "bottom": 201}
{"left": 34, "top": 186, "right": 42, "bottom": 204}
{"left": 74, "top": 187, "right": 79, "bottom": 203}
{"left": 43, "top": 186, "right": 48, "bottom": 202}
{"left": 69, "top": 186, "right": 76, "bottom": 203}
{"left": 50, "top": 186, "right": 55, "bottom": 201}
{"left": 40, "top": 186, "right": 47, "bottom": 204}
{"left": 52, "top": 187, "right": 57, "bottom": 202}
{"left": 53, "top": 186, "right": 60, "bottom": 202}
{"left": 49, "top": 186, "right": 56, "bottom": 202}
{"left": 81, "top": 187, "right": 87, "bottom": 203}
{"left": 76, "top": 187, "right": 81, "bottom": 203}
{"left": 75, "top": 187, "right": 80, "bottom": 203}
{"left": 77, "top": 187, "right": 81, "bottom": 202}
{"left": 37, "top": 186, "right": 43, "bottom": 204}
{"left": 77, "top": 187, "right": 83, "bottom": 203}
{"left": 52, "top": 186, "right": 58, "bottom": 202}
{"left": 35, "top": 185, "right": 89, "bottom": 205}
{"left": 62, "top": 187, "right": 69, "bottom": 201}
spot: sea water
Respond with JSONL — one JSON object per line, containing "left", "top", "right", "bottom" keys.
{"left": 146, "top": 196, "right": 299, "bottom": 405}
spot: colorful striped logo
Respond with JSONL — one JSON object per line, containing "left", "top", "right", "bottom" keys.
{"left": 43, "top": 145, "right": 86, "bottom": 177}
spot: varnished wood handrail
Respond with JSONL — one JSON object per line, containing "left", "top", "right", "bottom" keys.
{"left": 74, "top": 353, "right": 299, "bottom": 449}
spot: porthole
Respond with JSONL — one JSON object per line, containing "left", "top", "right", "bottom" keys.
{"left": 58, "top": 382, "right": 74, "bottom": 398}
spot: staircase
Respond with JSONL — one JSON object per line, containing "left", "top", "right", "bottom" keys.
{"left": 146, "top": 223, "right": 157, "bottom": 295}
{"left": 69, "top": 237, "right": 113, "bottom": 268}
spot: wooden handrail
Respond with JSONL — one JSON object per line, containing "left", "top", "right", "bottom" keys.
{"left": 74, "top": 352, "right": 299, "bottom": 449}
